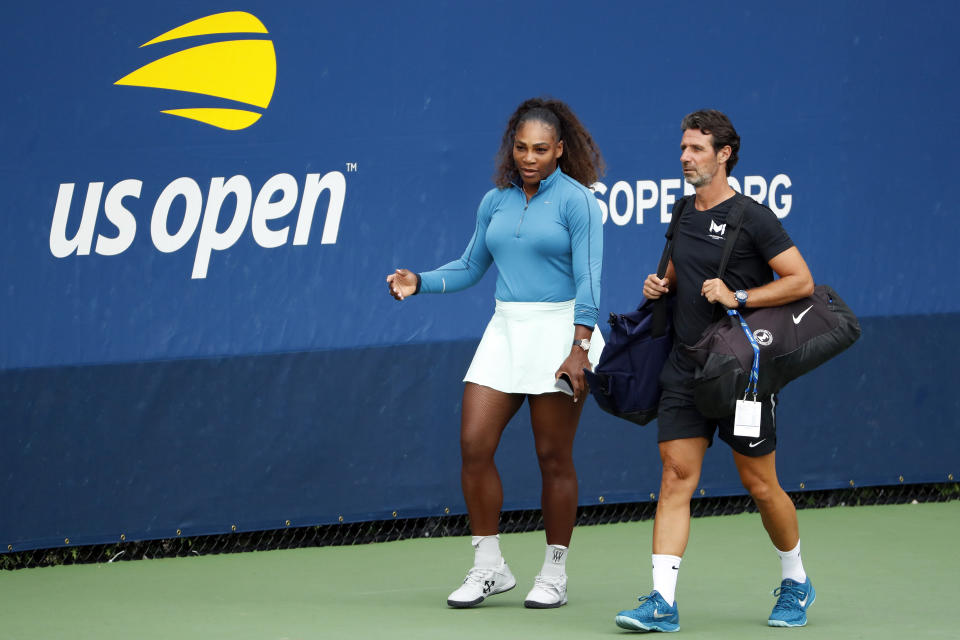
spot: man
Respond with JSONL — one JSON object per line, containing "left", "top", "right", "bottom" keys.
{"left": 615, "top": 110, "right": 816, "bottom": 632}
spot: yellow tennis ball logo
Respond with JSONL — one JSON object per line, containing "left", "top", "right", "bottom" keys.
{"left": 115, "top": 11, "right": 276, "bottom": 130}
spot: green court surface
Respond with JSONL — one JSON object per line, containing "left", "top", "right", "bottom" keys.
{"left": 1, "top": 501, "right": 957, "bottom": 639}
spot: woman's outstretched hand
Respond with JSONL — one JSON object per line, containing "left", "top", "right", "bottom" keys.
{"left": 386, "top": 268, "right": 418, "bottom": 300}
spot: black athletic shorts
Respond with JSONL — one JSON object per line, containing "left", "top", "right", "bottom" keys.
{"left": 657, "top": 347, "right": 777, "bottom": 457}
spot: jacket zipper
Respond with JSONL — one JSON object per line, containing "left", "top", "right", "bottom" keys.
{"left": 516, "top": 201, "right": 528, "bottom": 237}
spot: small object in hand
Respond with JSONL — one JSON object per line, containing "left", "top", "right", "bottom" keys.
{"left": 554, "top": 373, "right": 574, "bottom": 396}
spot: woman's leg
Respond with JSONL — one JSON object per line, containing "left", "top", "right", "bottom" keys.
{"left": 447, "top": 384, "right": 525, "bottom": 608}
{"left": 527, "top": 392, "right": 584, "bottom": 546}
{"left": 521, "top": 392, "right": 583, "bottom": 607}
{"left": 460, "top": 382, "right": 525, "bottom": 535}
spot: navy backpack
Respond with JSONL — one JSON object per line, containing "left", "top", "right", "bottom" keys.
{"left": 583, "top": 196, "right": 693, "bottom": 425}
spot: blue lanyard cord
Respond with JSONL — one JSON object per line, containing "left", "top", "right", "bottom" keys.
{"left": 728, "top": 309, "right": 759, "bottom": 400}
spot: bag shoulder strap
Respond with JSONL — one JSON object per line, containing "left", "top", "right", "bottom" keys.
{"left": 707, "top": 193, "right": 753, "bottom": 323}
{"left": 656, "top": 195, "right": 691, "bottom": 278}
{"left": 715, "top": 193, "right": 751, "bottom": 279}
{"left": 650, "top": 195, "right": 691, "bottom": 337}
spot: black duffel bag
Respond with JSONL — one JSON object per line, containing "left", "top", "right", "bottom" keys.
{"left": 685, "top": 286, "right": 861, "bottom": 418}
{"left": 681, "top": 194, "right": 861, "bottom": 418}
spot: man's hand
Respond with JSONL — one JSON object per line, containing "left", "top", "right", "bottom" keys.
{"left": 701, "top": 278, "right": 737, "bottom": 308}
{"left": 643, "top": 273, "right": 670, "bottom": 300}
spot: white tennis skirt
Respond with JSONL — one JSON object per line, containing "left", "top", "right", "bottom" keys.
{"left": 464, "top": 299, "right": 605, "bottom": 395}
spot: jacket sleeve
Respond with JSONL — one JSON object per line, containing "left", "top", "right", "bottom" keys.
{"left": 418, "top": 190, "right": 496, "bottom": 294}
{"left": 566, "top": 187, "right": 603, "bottom": 326}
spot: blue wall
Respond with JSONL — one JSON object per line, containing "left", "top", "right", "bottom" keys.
{"left": 2, "top": 1, "right": 958, "bottom": 551}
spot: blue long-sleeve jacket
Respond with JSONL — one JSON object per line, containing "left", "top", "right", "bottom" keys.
{"left": 419, "top": 167, "right": 603, "bottom": 327}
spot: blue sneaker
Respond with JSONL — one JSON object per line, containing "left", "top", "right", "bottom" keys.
{"left": 615, "top": 591, "right": 679, "bottom": 632}
{"left": 768, "top": 577, "right": 816, "bottom": 627}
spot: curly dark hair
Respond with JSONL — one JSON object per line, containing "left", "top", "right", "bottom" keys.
{"left": 681, "top": 109, "right": 740, "bottom": 175}
{"left": 493, "top": 97, "right": 605, "bottom": 189}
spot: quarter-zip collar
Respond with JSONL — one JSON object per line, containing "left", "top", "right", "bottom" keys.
{"left": 511, "top": 165, "right": 564, "bottom": 199}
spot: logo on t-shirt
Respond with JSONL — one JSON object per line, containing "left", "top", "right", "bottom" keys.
{"left": 708, "top": 219, "right": 727, "bottom": 240}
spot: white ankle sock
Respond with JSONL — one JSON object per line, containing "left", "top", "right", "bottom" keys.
{"left": 775, "top": 540, "right": 806, "bottom": 583}
{"left": 541, "top": 544, "right": 568, "bottom": 577}
{"left": 652, "top": 554, "right": 682, "bottom": 606}
{"left": 472, "top": 534, "right": 502, "bottom": 569}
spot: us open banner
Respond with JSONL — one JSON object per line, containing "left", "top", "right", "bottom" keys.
{"left": 2, "top": 1, "right": 957, "bottom": 551}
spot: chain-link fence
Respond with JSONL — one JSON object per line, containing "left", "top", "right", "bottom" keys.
{"left": 3, "top": 482, "right": 957, "bottom": 571}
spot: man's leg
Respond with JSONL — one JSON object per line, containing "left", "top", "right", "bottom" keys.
{"left": 653, "top": 437, "right": 710, "bottom": 558}
{"left": 651, "top": 437, "right": 709, "bottom": 606}
{"left": 616, "top": 437, "right": 707, "bottom": 632}
{"left": 732, "top": 450, "right": 798, "bottom": 551}
{"left": 733, "top": 450, "right": 815, "bottom": 627}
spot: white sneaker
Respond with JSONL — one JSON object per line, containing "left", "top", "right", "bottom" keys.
{"left": 446, "top": 560, "right": 517, "bottom": 608}
{"left": 523, "top": 573, "right": 568, "bottom": 608}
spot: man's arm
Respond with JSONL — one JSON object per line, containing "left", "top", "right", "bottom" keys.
{"left": 701, "top": 247, "right": 814, "bottom": 309}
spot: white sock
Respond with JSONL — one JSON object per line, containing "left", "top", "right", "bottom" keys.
{"left": 472, "top": 534, "right": 502, "bottom": 569}
{"left": 775, "top": 540, "right": 807, "bottom": 583}
{"left": 541, "top": 544, "right": 568, "bottom": 578}
{"left": 652, "top": 554, "right": 682, "bottom": 606}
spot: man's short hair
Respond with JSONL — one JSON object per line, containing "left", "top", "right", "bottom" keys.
{"left": 681, "top": 110, "right": 740, "bottom": 175}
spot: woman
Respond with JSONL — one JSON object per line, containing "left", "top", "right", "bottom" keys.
{"left": 386, "top": 97, "right": 605, "bottom": 609}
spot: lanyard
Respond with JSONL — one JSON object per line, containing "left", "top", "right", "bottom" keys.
{"left": 727, "top": 309, "right": 759, "bottom": 400}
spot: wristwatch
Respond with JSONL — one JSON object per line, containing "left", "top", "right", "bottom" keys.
{"left": 734, "top": 289, "right": 748, "bottom": 308}
{"left": 573, "top": 338, "right": 591, "bottom": 352}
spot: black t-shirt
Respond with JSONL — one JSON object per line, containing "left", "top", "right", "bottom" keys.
{"left": 670, "top": 194, "right": 795, "bottom": 346}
